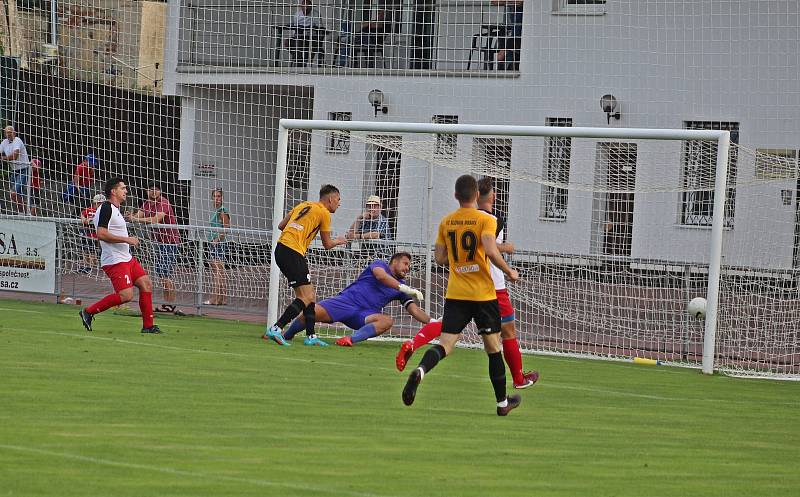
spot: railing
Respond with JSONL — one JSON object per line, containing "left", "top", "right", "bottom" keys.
{"left": 177, "top": 0, "right": 519, "bottom": 73}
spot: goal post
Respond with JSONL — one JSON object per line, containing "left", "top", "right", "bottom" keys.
{"left": 271, "top": 119, "right": 731, "bottom": 376}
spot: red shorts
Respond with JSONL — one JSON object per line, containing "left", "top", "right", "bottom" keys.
{"left": 496, "top": 288, "right": 515, "bottom": 321}
{"left": 102, "top": 257, "right": 147, "bottom": 293}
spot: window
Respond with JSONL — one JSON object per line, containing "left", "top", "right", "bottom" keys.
{"left": 553, "top": 0, "right": 606, "bottom": 15}
{"left": 680, "top": 121, "right": 739, "bottom": 228}
{"left": 473, "top": 138, "right": 512, "bottom": 233}
{"left": 755, "top": 149, "right": 797, "bottom": 180}
{"left": 326, "top": 112, "right": 351, "bottom": 154}
{"left": 287, "top": 129, "right": 310, "bottom": 193}
{"left": 541, "top": 118, "right": 573, "bottom": 220}
{"left": 433, "top": 115, "right": 458, "bottom": 158}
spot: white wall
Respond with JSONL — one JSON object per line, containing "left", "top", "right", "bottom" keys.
{"left": 166, "top": 0, "right": 800, "bottom": 268}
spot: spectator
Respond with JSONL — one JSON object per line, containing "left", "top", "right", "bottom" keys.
{"left": 286, "top": 0, "right": 322, "bottom": 66}
{"left": 64, "top": 153, "right": 97, "bottom": 208}
{"left": 204, "top": 188, "right": 231, "bottom": 306}
{"left": 293, "top": 0, "right": 315, "bottom": 27}
{"left": 353, "top": 6, "right": 392, "bottom": 68}
{"left": 127, "top": 182, "right": 185, "bottom": 316}
{"left": 0, "top": 125, "right": 31, "bottom": 214}
{"left": 492, "top": 0, "right": 523, "bottom": 71}
{"left": 345, "top": 195, "right": 391, "bottom": 241}
{"left": 29, "top": 158, "right": 41, "bottom": 216}
{"left": 78, "top": 193, "right": 106, "bottom": 274}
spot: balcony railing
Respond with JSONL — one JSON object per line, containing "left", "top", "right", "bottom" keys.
{"left": 177, "top": 0, "right": 521, "bottom": 73}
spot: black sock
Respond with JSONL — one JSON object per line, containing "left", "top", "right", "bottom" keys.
{"left": 304, "top": 302, "right": 316, "bottom": 336}
{"left": 488, "top": 351, "right": 507, "bottom": 402}
{"left": 275, "top": 298, "right": 305, "bottom": 329}
{"left": 418, "top": 344, "right": 446, "bottom": 374}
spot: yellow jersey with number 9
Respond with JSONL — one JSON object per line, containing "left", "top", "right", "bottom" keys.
{"left": 278, "top": 201, "right": 332, "bottom": 256}
{"left": 436, "top": 207, "right": 497, "bottom": 301}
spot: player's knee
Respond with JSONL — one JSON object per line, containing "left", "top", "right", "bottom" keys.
{"left": 297, "top": 288, "right": 315, "bottom": 305}
{"left": 500, "top": 322, "right": 516, "bottom": 340}
{"left": 137, "top": 277, "right": 153, "bottom": 293}
{"left": 482, "top": 334, "right": 503, "bottom": 354}
{"left": 375, "top": 315, "right": 393, "bottom": 332}
{"left": 118, "top": 289, "right": 134, "bottom": 302}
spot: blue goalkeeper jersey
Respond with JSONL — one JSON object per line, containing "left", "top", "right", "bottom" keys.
{"left": 337, "top": 260, "right": 411, "bottom": 312}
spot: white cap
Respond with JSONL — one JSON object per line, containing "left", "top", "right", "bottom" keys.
{"left": 92, "top": 194, "right": 106, "bottom": 204}
{"left": 366, "top": 195, "right": 381, "bottom": 205}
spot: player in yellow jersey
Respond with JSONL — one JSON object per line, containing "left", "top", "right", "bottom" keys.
{"left": 401, "top": 174, "right": 523, "bottom": 416}
{"left": 264, "top": 184, "right": 347, "bottom": 347}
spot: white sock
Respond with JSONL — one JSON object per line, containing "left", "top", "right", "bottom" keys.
{"left": 497, "top": 398, "right": 508, "bottom": 408}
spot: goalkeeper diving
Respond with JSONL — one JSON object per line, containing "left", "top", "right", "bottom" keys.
{"left": 271, "top": 252, "right": 433, "bottom": 347}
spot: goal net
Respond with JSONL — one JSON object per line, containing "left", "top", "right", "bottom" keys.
{"left": 269, "top": 120, "right": 800, "bottom": 380}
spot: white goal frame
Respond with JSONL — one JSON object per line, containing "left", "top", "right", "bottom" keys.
{"left": 269, "top": 119, "right": 731, "bottom": 375}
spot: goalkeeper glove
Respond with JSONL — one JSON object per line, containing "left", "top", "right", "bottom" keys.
{"left": 398, "top": 284, "right": 424, "bottom": 302}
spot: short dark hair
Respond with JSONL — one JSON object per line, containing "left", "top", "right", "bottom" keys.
{"left": 478, "top": 177, "right": 494, "bottom": 199}
{"left": 319, "top": 184, "right": 340, "bottom": 199}
{"left": 390, "top": 251, "right": 412, "bottom": 264}
{"left": 104, "top": 177, "right": 125, "bottom": 198}
{"left": 147, "top": 182, "right": 161, "bottom": 191}
{"left": 454, "top": 174, "right": 478, "bottom": 202}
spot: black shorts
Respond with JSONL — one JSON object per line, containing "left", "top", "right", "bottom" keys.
{"left": 274, "top": 242, "right": 311, "bottom": 288}
{"left": 441, "top": 298, "right": 501, "bottom": 335}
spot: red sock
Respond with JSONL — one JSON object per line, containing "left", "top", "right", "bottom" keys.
{"left": 503, "top": 337, "right": 524, "bottom": 385}
{"left": 86, "top": 293, "right": 123, "bottom": 315}
{"left": 139, "top": 291, "right": 154, "bottom": 328}
{"left": 411, "top": 321, "right": 442, "bottom": 349}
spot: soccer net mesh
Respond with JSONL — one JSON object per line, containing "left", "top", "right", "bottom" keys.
{"left": 1, "top": 0, "right": 799, "bottom": 380}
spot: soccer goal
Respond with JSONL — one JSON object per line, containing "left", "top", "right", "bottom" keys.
{"left": 270, "top": 119, "right": 800, "bottom": 380}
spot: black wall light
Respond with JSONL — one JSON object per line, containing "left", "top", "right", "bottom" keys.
{"left": 600, "top": 94, "right": 621, "bottom": 124}
{"left": 368, "top": 89, "right": 388, "bottom": 116}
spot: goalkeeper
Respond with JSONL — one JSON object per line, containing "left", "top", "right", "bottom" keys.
{"left": 277, "top": 252, "right": 433, "bottom": 347}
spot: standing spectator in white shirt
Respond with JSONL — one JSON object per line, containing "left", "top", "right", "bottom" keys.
{"left": 0, "top": 126, "right": 31, "bottom": 214}
{"left": 287, "top": 0, "right": 322, "bottom": 66}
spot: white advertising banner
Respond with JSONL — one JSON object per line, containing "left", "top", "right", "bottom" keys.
{"left": 0, "top": 219, "right": 57, "bottom": 294}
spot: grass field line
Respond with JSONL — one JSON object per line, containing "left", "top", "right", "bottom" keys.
{"left": 0, "top": 307, "right": 45, "bottom": 314}
{"left": 20, "top": 328, "right": 800, "bottom": 408}
{"left": 0, "top": 443, "right": 396, "bottom": 497}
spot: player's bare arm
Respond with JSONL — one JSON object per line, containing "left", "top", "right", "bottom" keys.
{"left": 483, "top": 233, "right": 518, "bottom": 282}
{"left": 405, "top": 302, "right": 433, "bottom": 324}
{"left": 96, "top": 227, "right": 139, "bottom": 247}
{"left": 498, "top": 241, "right": 514, "bottom": 254}
{"left": 277, "top": 211, "right": 292, "bottom": 231}
{"left": 320, "top": 230, "right": 347, "bottom": 249}
{"left": 434, "top": 243, "right": 448, "bottom": 265}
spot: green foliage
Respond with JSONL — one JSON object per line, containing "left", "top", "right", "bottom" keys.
{"left": 0, "top": 299, "right": 799, "bottom": 497}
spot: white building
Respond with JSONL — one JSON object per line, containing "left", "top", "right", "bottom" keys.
{"left": 162, "top": 0, "right": 800, "bottom": 270}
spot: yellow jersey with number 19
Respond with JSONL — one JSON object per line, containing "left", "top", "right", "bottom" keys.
{"left": 277, "top": 201, "right": 332, "bottom": 256}
{"left": 436, "top": 207, "right": 498, "bottom": 301}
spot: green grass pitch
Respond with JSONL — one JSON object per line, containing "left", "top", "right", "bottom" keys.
{"left": 1, "top": 298, "right": 798, "bottom": 497}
